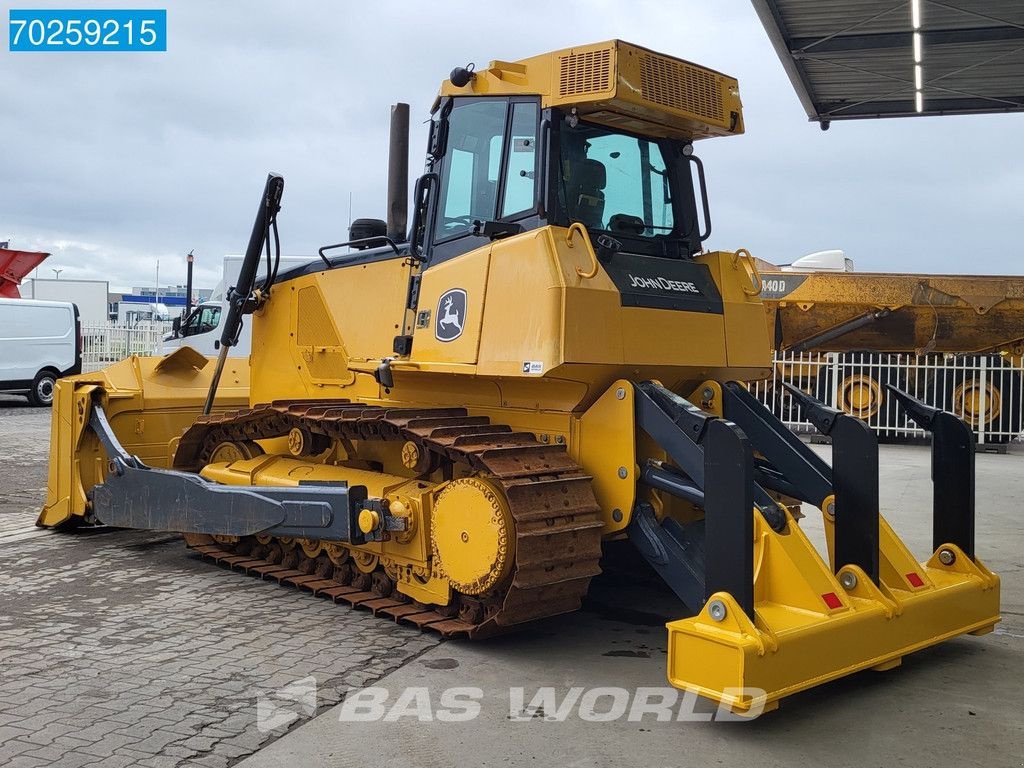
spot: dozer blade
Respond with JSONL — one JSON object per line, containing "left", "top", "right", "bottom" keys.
{"left": 39, "top": 351, "right": 250, "bottom": 528}
{"left": 632, "top": 381, "right": 1000, "bottom": 713}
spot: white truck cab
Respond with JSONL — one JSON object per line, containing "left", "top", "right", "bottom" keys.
{"left": 164, "top": 302, "right": 223, "bottom": 353}
{"left": 164, "top": 255, "right": 316, "bottom": 357}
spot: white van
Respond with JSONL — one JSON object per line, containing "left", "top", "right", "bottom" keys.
{"left": 0, "top": 298, "right": 82, "bottom": 406}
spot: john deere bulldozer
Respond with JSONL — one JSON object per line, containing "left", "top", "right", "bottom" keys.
{"left": 41, "top": 40, "right": 999, "bottom": 712}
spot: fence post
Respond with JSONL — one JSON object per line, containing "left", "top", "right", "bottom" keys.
{"left": 830, "top": 352, "right": 840, "bottom": 410}
{"left": 978, "top": 356, "right": 988, "bottom": 446}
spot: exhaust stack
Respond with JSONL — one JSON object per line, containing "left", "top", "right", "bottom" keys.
{"left": 387, "top": 103, "right": 410, "bottom": 242}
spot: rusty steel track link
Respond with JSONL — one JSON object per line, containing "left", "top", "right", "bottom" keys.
{"left": 175, "top": 399, "right": 604, "bottom": 638}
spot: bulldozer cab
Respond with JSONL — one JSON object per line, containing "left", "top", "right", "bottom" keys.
{"left": 421, "top": 94, "right": 706, "bottom": 264}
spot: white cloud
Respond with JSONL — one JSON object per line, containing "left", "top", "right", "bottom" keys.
{"left": 2, "top": 0, "right": 1022, "bottom": 292}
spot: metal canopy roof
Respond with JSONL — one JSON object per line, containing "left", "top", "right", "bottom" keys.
{"left": 751, "top": 1, "right": 1024, "bottom": 126}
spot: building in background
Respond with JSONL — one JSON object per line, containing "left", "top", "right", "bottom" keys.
{"left": 113, "top": 285, "right": 214, "bottom": 322}
{"left": 23, "top": 277, "right": 109, "bottom": 325}
{"left": 133, "top": 284, "right": 212, "bottom": 303}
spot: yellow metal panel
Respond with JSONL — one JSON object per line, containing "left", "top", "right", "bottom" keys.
{"left": 413, "top": 244, "right": 492, "bottom": 365}
{"left": 476, "top": 228, "right": 568, "bottom": 377}
{"left": 250, "top": 258, "right": 411, "bottom": 403}
{"left": 314, "top": 259, "right": 412, "bottom": 361}
{"left": 439, "top": 40, "right": 743, "bottom": 142}
{"left": 573, "top": 380, "right": 636, "bottom": 533}
{"left": 620, "top": 306, "right": 727, "bottom": 367}
{"left": 711, "top": 250, "right": 772, "bottom": 371}
{"left": 421, "top": 227, "right": 771, "bottom": 410}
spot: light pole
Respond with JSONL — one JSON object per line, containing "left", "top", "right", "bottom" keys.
{"left": 52, "top": 268, "right": 63, "bottom": 280}
{"left": 184, "top": 250, "right": 194, "bottom": 319}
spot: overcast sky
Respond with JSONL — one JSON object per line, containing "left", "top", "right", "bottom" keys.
{"left": 3, "top": 0, "right": 1023, "bottom": 293}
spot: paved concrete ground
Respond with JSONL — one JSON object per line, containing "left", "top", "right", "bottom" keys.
{"left": 0, "top": 397, "right": 440, "bottom": 768}
{"left": 1, "top": 394, "right": 1021, "bottom": 767}
{"left": 238, "top": 445, "right": 1024, "bottom": 768}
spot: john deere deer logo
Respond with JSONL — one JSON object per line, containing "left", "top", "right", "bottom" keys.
{"left": 435, "top": 288, "right": 467, "bottom": 342}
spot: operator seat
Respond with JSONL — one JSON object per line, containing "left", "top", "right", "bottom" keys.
{"left": 566, "top": 159, "right": 607, "bottom": 230}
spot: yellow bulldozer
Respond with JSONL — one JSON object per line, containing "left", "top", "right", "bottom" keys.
{"left": 40, "top": 40, "right": 999, "bottom": 713}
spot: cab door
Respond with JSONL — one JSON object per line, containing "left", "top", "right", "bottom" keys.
{"left": 413, "top": 97, "right": 540, "bottom": 366}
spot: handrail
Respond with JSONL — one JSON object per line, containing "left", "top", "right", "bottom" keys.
{"left": 733, "top": 248, "right": 762, "bottom": 296}
{"left": 567, "top": 223, "right": 599, "bottom": 279}
{"left": 317, "top": 236, "right": 401, "bottom": 268}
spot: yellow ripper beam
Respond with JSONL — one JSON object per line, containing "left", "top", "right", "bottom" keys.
{"left": 666, "top": 509, "right": 1000, "bottom": 712}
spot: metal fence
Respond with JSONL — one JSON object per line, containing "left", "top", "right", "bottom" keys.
{"left": 747, "top": 351, "right": 1024, "bottom": 445}
{"left": 82, "top": 323, "right": 165, "bottom": 372}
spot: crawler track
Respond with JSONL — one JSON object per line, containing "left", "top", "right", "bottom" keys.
{"left": 175, "top": 400, "right": 605, "bottom": 638}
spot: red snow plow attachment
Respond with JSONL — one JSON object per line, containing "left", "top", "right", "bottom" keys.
{"left": 0, "top": 247, "right": 50, "bottom": 298}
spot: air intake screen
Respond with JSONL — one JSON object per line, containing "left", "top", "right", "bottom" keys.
{"left": 296, "top": 286, "right": 341, "bottom": 347}
{"left": 639, "top": 53, "right": 722, "bottom": 121}
{"left": 559, "top": 48, "right": 612, "bottom": 97}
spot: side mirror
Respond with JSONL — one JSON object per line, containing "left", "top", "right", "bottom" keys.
{"left": 428, "top": 99, "right": 453, "bottom": 160}
{"left": 409, "top": 173, "right": 438, "bottom": 258}
{"left": 428, "top": 119, "right": 448, "bottom": 160}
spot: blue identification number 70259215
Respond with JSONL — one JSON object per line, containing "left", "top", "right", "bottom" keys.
{"left": 9, "top": 9, "right": 167, "bottom": 52}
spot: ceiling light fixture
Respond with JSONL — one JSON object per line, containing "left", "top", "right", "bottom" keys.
{"left": 911, "top": 2, "right": 924, "bottom": 114}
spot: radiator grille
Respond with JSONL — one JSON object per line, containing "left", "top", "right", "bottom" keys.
{"left": 296, "top": 286, "right": 340, "bottom": 347}
{"left": 558, "top": 48, "right": 612, "bottom": 96}
{"left": 307, "top": 349, "right": 347, "bottom": 379}
{"left": 639, "top": 53, "right": 722, "bottom": 121}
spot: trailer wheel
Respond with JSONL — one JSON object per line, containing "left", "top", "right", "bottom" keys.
{"left": 820, "top": 357, "right": 905, "bottom": 432}
{"left": 946, "top": 364, "right": 1022, "bottom": 443}
{"left": 28, "top": 369, "right": 57, "bottom": 407}
{"left": 835, "top": 371, "right": 885, "bottom": 420}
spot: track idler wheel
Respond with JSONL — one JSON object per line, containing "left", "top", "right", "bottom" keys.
{"left": 430, "top": 477, "right": 515, "bottom": 595}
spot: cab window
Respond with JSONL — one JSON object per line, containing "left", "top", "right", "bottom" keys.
{"left": 434, "top": 100, "right": 507, "bottom": 241}
{"left": 500, "top": 102, "right": 539, "bottom": 218}
{"left": 559, "top": 119, "right": 675, "bottom": 236}
{"left": 432, "top": 98, "right": 540, "bottom": 244}
{"left": 182, "top": 305, "right": 220, "bottom": 336}
{"left": 196, "top": 305, "right": 220, "bottom": 333}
